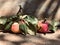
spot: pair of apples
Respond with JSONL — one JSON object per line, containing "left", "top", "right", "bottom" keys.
{"left": 11, "top": 19, "right": 49, "bottom": 34}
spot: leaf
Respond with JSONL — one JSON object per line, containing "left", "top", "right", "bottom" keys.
{"left": 19, "top": 23, "right": 28, "bottom": 35}
{"left": 51, "top": 20, "right": 59, "bottom": 31}
{"left": 0, "top": 18, "right": 7, "bottom": 25}
{"left": 24, "top": 15, "right": 38, "bottom": 25}
{"left": 27, "top": 28, "right": 35, "bottom": 35}
{"left": 19, "top": 15, "right": 37, "bottom": 35}
{"left": 53, "top": 21, "right": 59, "bottom": 31}
{"left": 7, "top": 15, "right": 19, "bottom": 22}
{"left": 48, "top": 24, "right": 53, "bottom": 30}
{"left": 27, "top": 22, "right": 37, "bottom": 35}
{"left": 19, "top": 15, "right": 27, "bottom": 19}
{"left": 5, "top": 21, "right": 13, "bottom": 30}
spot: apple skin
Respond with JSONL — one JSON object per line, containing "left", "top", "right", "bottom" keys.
{"left": 40, "top": 23, "right": 48, "bottom": 32}
{"left": 11, "top": 22, "right": 20, "bottom": 33}
{"left": 38, "top": 21, "right": 48, "bottom": 33}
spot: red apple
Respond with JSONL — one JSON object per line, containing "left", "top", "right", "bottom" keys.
{"left": 38, "top": 21, "right": 48, "bottom": 33}
{"left": 40, "top": 23, "right": 48, "bottom": 32}
{"left": 11, "top": 22, "right": 20, "bottom": 33}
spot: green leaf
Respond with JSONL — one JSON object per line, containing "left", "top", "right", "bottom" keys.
{"left": 27, "top": 28, "right": 35, "bottom": 35}
{"left": 24, "top": 15, "right": 38, "bottom": 25}
{"left": 27, "top": 22, "right": 37, "bottom": 35}
{"left": 19, "top": 23, "right": 28, "bottom": 35}
{"left": 7, "top": 15, "right": 19, "bottom": 22}
{"left": 48, "top": 24, "right": 53, "bottom": 31}
{"left": 0, "top": 18, "right": 7, "bottom": 25}
{"left": 19, "top": 15, "right": 38, "bottom": 35}
{"left": 53, "top": 21, "right": 59, "bottom": 31}
{"left": 5, "top": 21, "right": 13, "bottom": 30}
{"left": 19, "top": 22, "right": 37, "bottom": 35}
{"left": 51, "top": 20, "right": 59, "bottom": 31}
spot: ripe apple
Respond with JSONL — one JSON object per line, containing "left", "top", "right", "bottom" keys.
{"left": 40, "top": 23, "right": 48, "bottom": 32}
{"left": 11, "top": 22, "right": 20, "bottom": 33}
{"left": 38, "top": 20, "right": 48, "bottom": 33}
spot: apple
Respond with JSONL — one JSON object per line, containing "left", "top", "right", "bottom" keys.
{"left": 11, "top": 22, "right": 20, "bottom": 33}
{"left": 40, "top": 23, "right": 48, "bottom": 32}
{"left": 38, "top": 20, "right": 48, "bottom": 33}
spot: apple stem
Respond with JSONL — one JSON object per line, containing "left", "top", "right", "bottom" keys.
{"left": 17, "top": 5, "right": 23, "bottom": 15}
{"left": 42, "top": 18, "right": 47, "bottom": 23}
